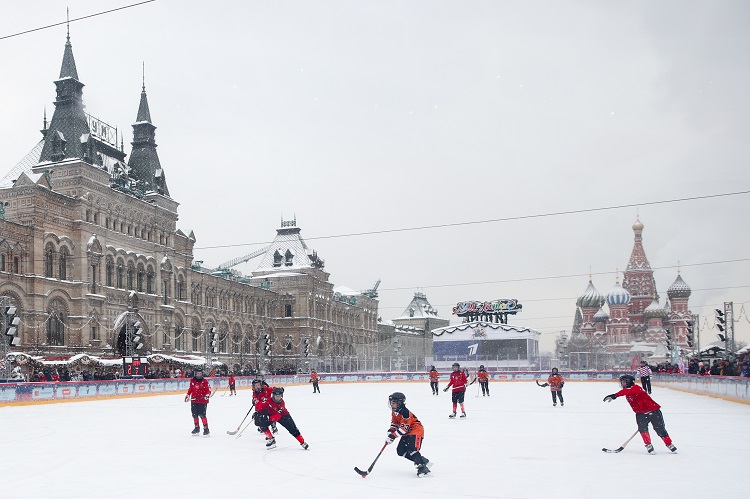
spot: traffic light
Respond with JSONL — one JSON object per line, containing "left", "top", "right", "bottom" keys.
{"left": 263, "top": 334, "right": 271, "bottom": 356}
{"left": 303, "top": 337, "right": 310, "bottom": 357}
{"left": 209, "top": 327, "right": 219, "bottom": 354}
{"left": 5, "top": 306, "right": 20, "bottom": 347}
{"left": 715, "top": 309, "right": 726, "bottom": 332}
{"left": 686, "top": 321, "right": 694, "bottom": 348}
{"left": 664, "top": 329, "right": 672, "bottom": 351}
{"left": 132, "top": 321, "right": 144, "bottom": 351}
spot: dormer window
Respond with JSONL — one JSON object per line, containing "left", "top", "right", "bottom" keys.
{"left": 273, "top": 250, "right": 282, "bottom": 267}
{"left": 285, "top": 249, "right": 294, "bottom": 266}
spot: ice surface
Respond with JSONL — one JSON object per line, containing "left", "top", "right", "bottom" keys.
{"left": 2, "top": 381, "right": 748, "bottom": 498}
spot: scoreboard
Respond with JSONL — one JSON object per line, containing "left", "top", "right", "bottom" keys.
{"left": 123, "top": 357, "right": 149, "bottom": 377}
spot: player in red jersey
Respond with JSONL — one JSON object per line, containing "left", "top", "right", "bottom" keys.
{"left": 254, "top": 387, "right": 309, "bottom": 450}
{"left": 386, "top": 392, "right": 431, "bottom": 477}
{"left": 428, "top": 366, "right": 440, "bottom": 395}
{"left": 251, "top": 378, "right": 277, "bottom": 434}
{"left": 228, "top": 372, "right": 236, "bottom": 396}
{"left": 184, "top": 368, "right": 211, "bottom": 435}
{"left": 604, "top": 374, "right": 677, "bottom": 454}
{"left": 443, "top": 362, "right": 468, "bottom": 418}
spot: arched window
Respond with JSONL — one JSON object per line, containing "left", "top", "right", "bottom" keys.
{"left": 285, "top": 249, "right": 293, "bottom": 266}
{"left": 58, "top": 247, "right": 69, "bottom": 280}
{"left": 126, "top": 262, "right": 135, "bottom": 290}
{"left": 146, "top": 268, "right": 154, "bottom": 294}
{"left": 273, "top": 250, "right": 282, "bottom": 267}
{"left": 47, "top": 310, "right": 65, "bottom": 346}
{"left": 105, "top": 258, "right": 114, "bottom": 286}
{"left": 176, "top": 276, "right": 184, "bottom": 301}
{"left": 192, "top": 327, "right": 200, "bottom": 352}
{"left": 136, "top": 264, "right": 144, "bottom": 292}
{"left": 44, "top": 243, "right": 56, "bottom": 277}
{"left": 116, "top": 260, "right": 124, "bottom": 288}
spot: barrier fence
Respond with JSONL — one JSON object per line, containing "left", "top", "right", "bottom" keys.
{"left": 1, "top": 372, "right": 748, "bottom": 404}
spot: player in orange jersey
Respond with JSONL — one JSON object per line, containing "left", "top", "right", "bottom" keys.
{"left": 386, "top": 392, "right": 432, "bottom": 477}
{"left": 428, "top": 366, "right": 439, "bottom": 395}
{"left": 477, "top": 365, "right": 490, "bottom": 396}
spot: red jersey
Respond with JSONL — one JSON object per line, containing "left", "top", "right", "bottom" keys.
{"left": 446, "top": 371, "right": 468, "bottom": 392}
{"left": 547, "top": 374, "right": 564, "bottom": 392}
{"left": 614, "top": 384, "right": 660, "bottom": 414}
{"left": 228, "top": 375, "right": 235, "bottom": 385}
{"left": 428, "top": 370, "right": 439, "bottom": 382}
{"left": 310, "top": 372, "right": 319, "bottom": 383}
{"left": 389, "top": 406, "right": 424, "bottom": 439}
{"left": 186, "top": 377, "right": 211, "bottom": 404}
{"left": 265, "top": 396, "right": 290, "bottom": 422}
{"left": 252, "top": 385, "right": 274, "bottom": 411}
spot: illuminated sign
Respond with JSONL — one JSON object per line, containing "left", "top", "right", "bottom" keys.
{"left": 123, "top": 357, "right": 149, "bottom": 377}
{"left": 452, "top": 299, "right": 522, "bottom": 316}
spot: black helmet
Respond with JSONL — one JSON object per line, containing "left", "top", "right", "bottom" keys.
{"left": 430, "top": 365, "right": 436, "bottom": 370}
{"left": 619, "top": 374, "right": 636, "bottom": 388}
{"left": 551, "top": 367, "right": 558, "bottom": 374}
{"left": 252, "top": 379, "right": 263, "bottom": 390}
{"left": 452, "top": 362, "right": 460, "bottom": 369}
{"left": 272, "top": 387, "right": 284, "bottom": 397}
{"left": 479, "top": 365, "right": 485, "bottom": 369}
{"left": 388, "top": 392, "right": 406, "bottom": 410}
{"left": 194, "top": 368, "right": 203, "bottom": 377}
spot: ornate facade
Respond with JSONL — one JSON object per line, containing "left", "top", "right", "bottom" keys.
{"left": 0, "top": 34, "right": 377, "bottom": 374}
{"left": 567, "top": 218, "right": 693, "bottom": 367}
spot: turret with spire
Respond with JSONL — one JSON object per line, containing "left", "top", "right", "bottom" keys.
{"left": 127, "top": 66, "right": 170, "bottom": 196}
{"left": 622, "top": 216, "right": 657, "bottom": 328}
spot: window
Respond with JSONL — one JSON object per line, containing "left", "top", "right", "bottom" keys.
{"left": 273, "top": 250, "right": 282, "bottom": 267}
{"left": 44, "top": 244, "right": 55, "bottom": 277}
{"left": 91, "top": 324, "right": 98, "bottom": 340}
{"left": 47, "top": 312, "right": 65, "bottom": 346}
{"left": 285, "top": 304, "right": 293, "bottom": 317}
{"left": 126, "top": 263, "right": 134, "bottom": 290}
{"left": 58, "top": 247, "right": 69, "bottom": 280}
{"left": 137, "top": 266, "right": 144, "bottom": 292}
{"left": 285, "top": 250, "right": 293, "bottom": 266}
{"left": 146, "top": 270, "right": 154, "bottom": 294}
{"left": 13, "top": 257, "right": 18, "bottom": 273}
{"left": 0, "top": 254, "right": 4, "bottom": 271}
{"left": 105, "top": 259, "right": 114, "bottom": 286}
{"left": 116, "top": 263, "right": 124, "bottom": 288}
{"left": 192, "top": 329, "right": 200, "bottom": 352}
{"left": 177, "top": 277, "right": 184, "bottom": 301}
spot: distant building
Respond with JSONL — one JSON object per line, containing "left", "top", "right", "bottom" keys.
{"left": 568, "top": 218, "right": 693, "bottom": 368}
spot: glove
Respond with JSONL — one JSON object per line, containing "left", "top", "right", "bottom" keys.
{"left": 184, "top": 395, "right": 189, "bottom": 402}
{"left": 204, "top": 394, "right": 210, "bottom": 400}
{"left": 443, "top": 387, "right": 449, "bottom": 392}
{"left": 255, "top": 412, "right": 270, "bottom": 427}
{"left": 603, "top": 394, "right": 617, "bottom": 403}
{"left": 386, "top": 433, "right": 396, "bottom": 445}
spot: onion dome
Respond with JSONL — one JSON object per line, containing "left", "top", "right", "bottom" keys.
{"left": 576, "top": 280, "right": 604, "bottom": 308}
{"left": 593, "top": 306, "right": 609, "bottom": 323}
{"left": 667, "top": 274, "right": 691, "bottom": 299}
{"left": 606, "top": 280, "right": 631, "bottom": 306}
{"left": 632, "top": 216, "right": 644, "bottom": 231}
{"left": 643, "top": 296, "right": 665, "bottom": 318}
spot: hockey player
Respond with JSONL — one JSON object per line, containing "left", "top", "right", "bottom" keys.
{"left": 477, "top": 365, "right": 490, "bottom": 396}
{"left": 443, "top": 362, "right": 468, "bottom": 418}
{"left": 548, "top": 367, "right": 565, "bottom": 406}
{"left": 386, "top": 392, "right": 431, "bottom": 477}
{"left": 310, "top": 370, "right": 320, "bottom": 393}
{"left": 255, "top": 387, "right": 309, "bottom": 450}
{"left": 228, "top": 372, "right": 236, "bottom": 396}
{"left": 184, "top": 368, "right": 211, "bottom": 435}
{"left": 636, "top": 361, "right": 653, "bottom": 394}
{"left": 251, "top": 378, "right": 277, "bottom": 434}
{"left": 603, "top": 374, "right": 677, "bottom": 454}
{"left": 428, "top": 366, "right": 440, "bottom": 395}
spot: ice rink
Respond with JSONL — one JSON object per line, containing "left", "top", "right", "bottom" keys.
{"left": 3, "top": 380, "right": 748, "bottom": 498}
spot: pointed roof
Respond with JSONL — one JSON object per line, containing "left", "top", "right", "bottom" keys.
{"left": 395, "top": 292, "right": 448, "bottom": 321}
{"left": 254, "top": 220, "right": 322, "bottom": 271}
{"left": 60, "top": 34, "right": 79, "bottom": 79}
{"left": 127, "top": 83, "right": 169, "bottom": 196}
{"left": 625, "top": 216, "right": 652, "bottom": 271}
{"left": 136, "top": 84, "right": 152, "bottom": 123}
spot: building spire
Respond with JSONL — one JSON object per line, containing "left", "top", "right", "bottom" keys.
{"left": 59, "top": 11, "right": 79, "bottom": 80}
{"left": 136, "top": 64, "right": 152, "bottom": 123}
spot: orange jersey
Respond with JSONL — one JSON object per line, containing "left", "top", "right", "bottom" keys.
{"left": 477, "top": 371, "right": 489, "bottom": 382}
{"left": 310, "top": 372, "right": 319, "bottom": 383}
{"left": 389, "top": 406, "right": 424, "bottom": 439}
{"left": 428, "top": 370, "right": 439, "bottom": 382}
{"left": 547, "top": 374, "right": 564, "bottom": 391}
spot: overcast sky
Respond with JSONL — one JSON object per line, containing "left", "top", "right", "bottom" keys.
{"left": 1, "top": 0, "right": 748, "bottom": 353}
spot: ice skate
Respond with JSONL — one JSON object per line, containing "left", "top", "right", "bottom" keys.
{"left": 448, "top": 412, "right": 456, "bottom": 419}
{"left": 417, "top": 464, "right": 432, "bottom": 477}
{"left": 203, "top": 427, "right": 210, "bottom": 436}
{"left": 300, "top": 442, "right": 309, "bottom": 450}
{"left": 667, "top": 444, "right": 677, "bottom": 453}
{"left": 266, "top": 438, "right": 277, "bottom": 450}
{"left": 460, "top": 412, "right": 466, "bottom": 418}
{"left": 645, "top": 444, "right": 655, "bottom": 455}
{"left": 191, "top": 426, "right": 200, "bottom": 435}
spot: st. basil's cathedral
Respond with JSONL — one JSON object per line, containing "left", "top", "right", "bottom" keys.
{"left": 567, "top": 217, "right": 694, "bottom": 368}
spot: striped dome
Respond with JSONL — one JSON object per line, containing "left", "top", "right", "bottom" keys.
{"left": 667, "top": 274, "right": 691, "bottom": 299}
{"left": 576, "top": 280, "right": 604, "bottom": 308}
{"left": 606, "top": 281, "right": 631, "bottom": 306}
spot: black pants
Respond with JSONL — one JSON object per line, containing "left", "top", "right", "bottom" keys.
{"left": 551, "top": 390, "right": 564, "bottom": 404}
{"left": 190, "top": 402, "right": 207, "bottom": 418}
{"left": 636, "top": 409, "right": 668, "bottom": 438}
{"left": 640, "top": 376, "right": 651, "bottom": 394}
{"left": 480, "top": 381, "right": 489, "bottom": 396}
{"left": 312, "top": 382, "right": 320, "bottom": 393}
{"left": 430, "top": 381, "right": 439, "bottom": 394}
{"left": 396, "top": 434, "right": 427, "bottom": 466}
{"left": 275, "top": 413, "right": 301, "bottom": 438}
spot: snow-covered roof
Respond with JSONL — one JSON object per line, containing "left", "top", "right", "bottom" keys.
{"left": 395, "top": 292, "right": 448, "bottom": 321}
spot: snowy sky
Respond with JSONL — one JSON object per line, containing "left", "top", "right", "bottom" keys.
{"left": 2, "top": 381, "right": 749, "bottom": 498}
{"left": 1, "top": 1, "right": 749, "bottom": 352}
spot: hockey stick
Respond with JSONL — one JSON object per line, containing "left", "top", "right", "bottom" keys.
{"left": 235, "top": 419, "right": 255, "bottom": 439}
{"left": 226, "top": 408, "right": 254, "bottom": 435}
{"left": 354, "top": 442, "right": 388, "bottom": 478}
{"left": 602, "top": 430, "right": 639, "bottom": 453}
{"left": 535, "top": 379, "right": 548, "bottom": 388}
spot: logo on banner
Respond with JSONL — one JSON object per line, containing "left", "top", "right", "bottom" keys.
{"left": 467, "top": 343, "right": 479, "bottom": 355}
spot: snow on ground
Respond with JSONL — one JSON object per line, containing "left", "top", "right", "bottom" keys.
{"left": 2, "top": 380, "right": 749, "bottom": 498}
